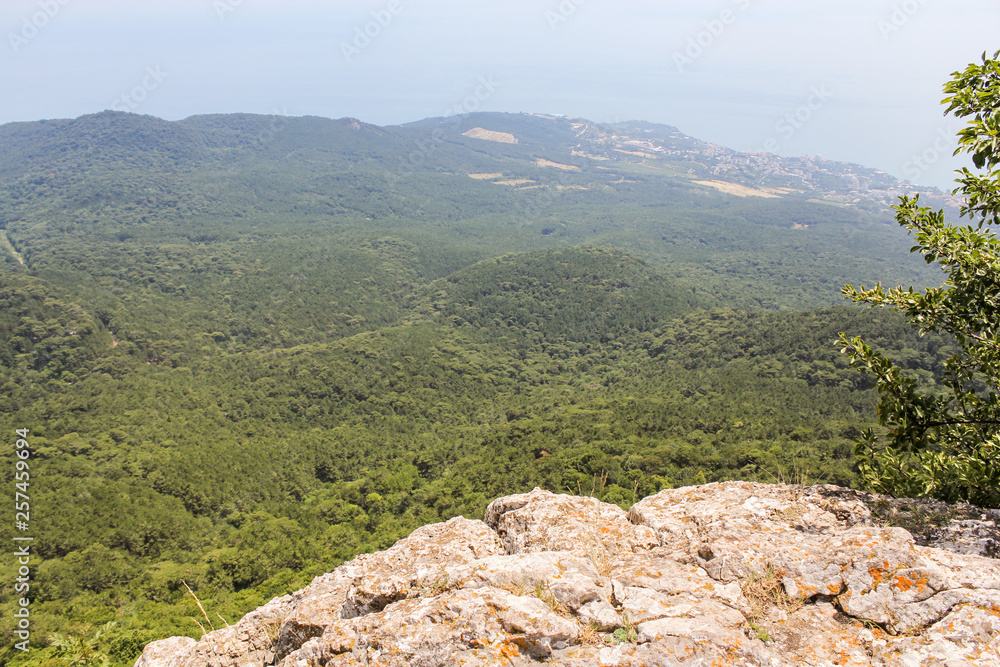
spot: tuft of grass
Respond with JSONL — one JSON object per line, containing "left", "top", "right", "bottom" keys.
{"left": 740, "top": 564, "right": 799, "bottom": 643}
{"left": 587, "top": 537, "right": 614, "bottom": 577}
{"left": 569, "top": 470, "right": 610, "bottom": 497}
{"left": 742, "top": 565, "right": 796, "bottom": 618}
{"left": 262, "top": 619, "right": 282, "bottom": 644}
{"left": 421, "top": 575, "right": 450, "bottom": 597}
{"left": 747, "top": 619, "right": 770, "bottom": 642}
{"left": 579, "top": 622, "right": 604, "bottom": 647}
{"left": 611, "top": 614, "right": 638, "bottom": 645}
{"left": 183, "top": 580, "right": 216, "bottom": 637}
{"left": 534, "top": 581, "right": 562, "bottom": 612}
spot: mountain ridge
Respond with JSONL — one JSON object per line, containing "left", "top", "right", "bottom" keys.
{"left": 0, "top": 110, "right": 957, "bottom": 216}
{"left": 396, "top": 111, "right": 957, "bottom": 213}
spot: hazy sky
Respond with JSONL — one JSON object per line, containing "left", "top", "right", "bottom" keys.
{"left": 1, "top": 0, "right": 997, "bottom": 189}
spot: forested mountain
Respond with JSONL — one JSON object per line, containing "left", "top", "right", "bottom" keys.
{"left": 0, "top": 111, "right": 954, "bottom": 665}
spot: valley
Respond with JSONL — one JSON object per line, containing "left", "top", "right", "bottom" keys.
{"left": 0, "top": 110, "right": 955, "bottom": 665}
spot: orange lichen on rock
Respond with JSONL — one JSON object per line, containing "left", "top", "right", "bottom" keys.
{"left": 794, "top": 580, "right": 819, "bottom": 598}
{"left": 891, "top": 571, "right": 929, "bottom": 593}
{"left": 495, "top": 640, "right": 522, "bottom": 664}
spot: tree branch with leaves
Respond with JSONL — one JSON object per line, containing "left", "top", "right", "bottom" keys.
{"left": 839, "top": 50, "right": 1000, "bottom": 508}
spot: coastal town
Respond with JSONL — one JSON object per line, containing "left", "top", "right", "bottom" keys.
{"left": 566, "top": 116, "right": 961, "bottom": 214}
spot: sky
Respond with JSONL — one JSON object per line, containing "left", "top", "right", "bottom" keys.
{"left": 1, "top": 0, "right": 997, "bottom": 190}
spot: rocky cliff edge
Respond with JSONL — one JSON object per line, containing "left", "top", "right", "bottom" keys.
{"left": 134, "top": 481, "right": 1000, "bottom": 666}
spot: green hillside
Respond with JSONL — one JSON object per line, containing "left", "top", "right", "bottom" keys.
{"left": 420, "top": 246, "right": 696, "bottom": 344}
{"left": 0, "top": 111, "right": 956, "bottom": 665}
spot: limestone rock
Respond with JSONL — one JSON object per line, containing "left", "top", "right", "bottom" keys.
{"left": 133, "top": 637, "right": 197, "bottom": 667}
{"left": 134, "top": 482, "right": 1000, "bottom": 667}
{"left": 864, "top": 493, "right": 1000, "bottom": 558}
{"left": 484, "top": 487, "right": 659, "bottom": 559}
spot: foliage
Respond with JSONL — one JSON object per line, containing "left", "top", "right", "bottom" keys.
{"left": 0, "top": 109, "right": 961, "bottom": 665}
{"left": 839, "top": 51, "right": 1000, "bottom": 508}
{"left": 612, "top": 614, "right": 638, "bottom": 645}
{"left": 49, "top": 621, "right": 116, "bottom": 667}
{"left": 422, "top": 246, "right": 695, "bottom": 344}
{"left": 1, "top": 299, "right": 940, "bottom": 664}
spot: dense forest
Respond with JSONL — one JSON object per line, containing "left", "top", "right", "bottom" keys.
{"left": 0, "top": 111, "right": 954, "bottom": 665}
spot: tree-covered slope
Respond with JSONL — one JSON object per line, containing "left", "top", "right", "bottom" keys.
{"left": 0, "top": 111, "right": 946, "bottom": 314}
{"left": 419, "top": 246, "right": 697, "bottom": 344}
